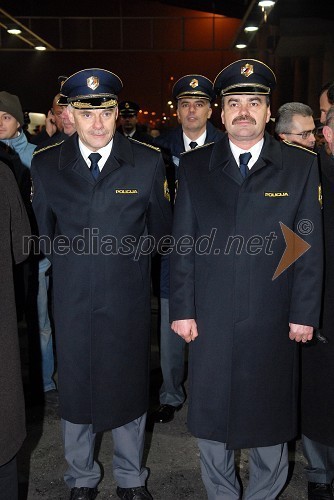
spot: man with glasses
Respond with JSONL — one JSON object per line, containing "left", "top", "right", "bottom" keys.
{"left": 274, "top": 101, "right": 317, "bottom": 151}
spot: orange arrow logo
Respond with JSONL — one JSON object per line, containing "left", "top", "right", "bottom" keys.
{"left": 272, "top": 222, "right": 311, "bottom": 280}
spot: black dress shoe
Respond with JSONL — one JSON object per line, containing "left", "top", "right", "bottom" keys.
{"left": 151, "top": 403, "right": 182, "bottom": 423}
{"left": 116, "top": 486, "right": 153, "bottom": 499}
{"left": 70, "top": 487, "right": 98, "bottom": 500}
{"left": 308, "top": 482, "right": 334, "bottom": 500}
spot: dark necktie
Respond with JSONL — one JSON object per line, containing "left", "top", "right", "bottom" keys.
{"left": 88, "top": 152, "right": 102, "bottom": 180}
{"left": 189, "top": 141, "right": 198, "bottom": 149}
{"left": 239, "top": 152, "right": 252, "bottom": 178}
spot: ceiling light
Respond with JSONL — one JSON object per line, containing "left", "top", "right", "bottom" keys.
{"left": 244, "top": 26, "right": 259, "bottom": 32}
{"left": 258, "top": 1, "right": 275, "bottom": 6}
{"left": 258, "top": 0, "right": 275, "bottom": 21}
{"left": 236, "top": 43, "right": 247, "bottom": 49}
{"left": 34, "top": 45, "right": 47, "bottom": 51}
{"left": 7, "top": 28, "right": 22, "bottom": 35}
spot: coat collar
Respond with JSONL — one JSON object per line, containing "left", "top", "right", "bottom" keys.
{"left": 58, "top": 131, "right": 134, "bottom": 184}
{"left": 209, "top": 132, "right": 283, "bottom": 185}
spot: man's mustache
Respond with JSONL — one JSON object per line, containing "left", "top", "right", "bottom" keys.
{"left": 232, "top": 115, "right": 256, "bottom": 125}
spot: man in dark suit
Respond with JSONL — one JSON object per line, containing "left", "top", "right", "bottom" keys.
{"left": 301, "top": 105, "right": 334, "bottom": 500}
{"left": 151, "top": 75, "right": 224, "bottom": 425}
{"left": 117, "top": 100, "right": 153, "bottom": 144}
{"left": 170, "top": 59, "right": 323, "bottom": 499}
{"left": 31, "top": 68, "right": 172, "bottom": 500}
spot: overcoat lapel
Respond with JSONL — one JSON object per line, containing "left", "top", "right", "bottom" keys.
{"left": 58, "top": 134, "right": 95, "bottom": 184}
{"left": 97, "top": 131, "right": 134, "bottom": 182}
{"left": 58, "top": 131, "right": 135, "bottom": 185}
{"left": 209, "top": 135, "right": 244, "bottom": 185}
{"left": 209, "top": 132, "right": 283, "bottom": 186}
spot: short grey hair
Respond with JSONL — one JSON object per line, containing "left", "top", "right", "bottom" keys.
{"left": 325, "top": 105, "right": 334, "bottom": 128}
{"left": 275, "top": 102, "right": 313, "bottom": 135}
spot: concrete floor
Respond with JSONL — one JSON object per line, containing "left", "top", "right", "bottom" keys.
{"left": 17, "top": 303, "right": 309, "bottom": 500}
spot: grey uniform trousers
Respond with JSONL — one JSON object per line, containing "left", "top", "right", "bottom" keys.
{"left": 61, "top": 413, "right": 148, "bottom": 489}
{"left": 159, "top": 297, "right": 186, "bottom": 406}
{"left": 198, "top": 438, "right": 288, "bottom": 500}
{"left": 303, "top": 434, "right": 334, "bottom": 484}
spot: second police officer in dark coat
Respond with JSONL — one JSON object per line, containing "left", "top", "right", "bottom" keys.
{"left": 151, "top": 75, "right": 224, "bottom": 424}
{"left": 170, "top": 59, "right": 324, "bottom": 499}
{"left": 117, "top": 100, "right": 153, "bottom": 144}
{"left": 31, "top": 68, "right": 172, "bottom": 500}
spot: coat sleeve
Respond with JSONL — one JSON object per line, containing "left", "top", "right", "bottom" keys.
{"left": 6, "top": 167, "right": 31, "bottom": 264}
{"left": 147, "top": 153, "right": 173, "bottom": 245}
{"left": 169, "top": 162, "right": 197, "bottom": 321}
{"left": 30, "top": 159, "right": 56, "bottom": 260}
{"left": 289, "top": 156, "right": 324, "bottom": 327}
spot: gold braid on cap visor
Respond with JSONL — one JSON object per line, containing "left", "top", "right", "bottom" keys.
{"left": 221, "top": 82, "right": 271, "bottom": 95}
{"left": 69, "top": 95, "right": 118, "bottom": 109}
{"left": 177, "top": 91, "right": 210, "bottom": 99}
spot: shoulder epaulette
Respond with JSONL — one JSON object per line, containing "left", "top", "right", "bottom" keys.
{"left": 282, "top": 140, "right": 317, "bottom": 156}
{"left": 180, "top": 142, "right": 214, "bottom": 156}
{"left": 128, "top": 137, "right": 161, "bottom": 152}
{"left": 33, "top": 140, "right": 65, "bottom": 156}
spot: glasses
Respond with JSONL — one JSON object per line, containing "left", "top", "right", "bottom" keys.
{"left": 283, "top": 129, "right": 317, "bottom": 140}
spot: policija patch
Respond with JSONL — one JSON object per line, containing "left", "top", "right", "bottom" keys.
{"left": 264, "top": 192, "right": 289, "bottom": 198}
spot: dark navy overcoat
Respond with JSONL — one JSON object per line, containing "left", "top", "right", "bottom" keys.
{"left": 302, "top": 145, "right": 334, "bottom": 446}
{"left": 170, "top": 132, "right": 323, "bottom": 449}
{"left": 31, "top": 132, "right": 172, "bottom": 432}
{"left": 0, "top": 165, "right": 30, "bottom": 464}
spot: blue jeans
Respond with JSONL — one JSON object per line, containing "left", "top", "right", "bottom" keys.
{"left": 38, "top": 267, "right": 55, "bottom": 392}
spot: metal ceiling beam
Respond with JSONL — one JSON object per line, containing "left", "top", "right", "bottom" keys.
{"left": 0, "top": 7, "right": 56, "bottom": 50}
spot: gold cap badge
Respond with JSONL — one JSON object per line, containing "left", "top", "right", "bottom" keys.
{"left": 87, "top": 76, "right": 99, "bottom": 90}
{"left": 241, "top": 63, "right": 254, "bottom": 78}
{"left": 189, "top": 78, "right": 199, "bottom": 89}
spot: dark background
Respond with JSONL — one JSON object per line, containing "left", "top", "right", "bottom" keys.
{"left": 0, "top": 0, "right": 333, "bottom": 128}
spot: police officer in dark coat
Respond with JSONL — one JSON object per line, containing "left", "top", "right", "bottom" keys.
{"left": 117, "top": 100, "right": 153, "bottom": 144}
{"left": 301, "top": 105, "right": 334, "bottom": 500}
{"left": 151, "top": 75, "right": 224, "bottom": 425}
{"left": 170, "top": 59, "right": 323, "bottom": 499}
{"left": 153, "top": 76, "right": 224, "bottom": 205}
{"left": 31, "top": 68, "right": 172, "bottom": 500}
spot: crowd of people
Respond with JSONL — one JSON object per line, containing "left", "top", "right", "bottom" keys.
{"left": 0, "top": 58, "right": 333, "bottom": 500}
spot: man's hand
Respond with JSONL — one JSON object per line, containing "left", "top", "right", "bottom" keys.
{"left": 45, "top": 110, "right": 58, "bottom": 137}
{"left": 171, "top": 319, "right": 198, "bottom": 343}
{"left": 289, "top": 323, "right": 313, "bottom": 343}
